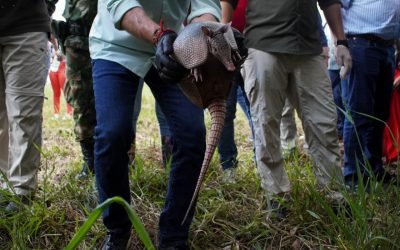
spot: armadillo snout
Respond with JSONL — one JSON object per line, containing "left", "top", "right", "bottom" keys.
{"left": 225, "top": 62, "right": 236, "bottom": 72}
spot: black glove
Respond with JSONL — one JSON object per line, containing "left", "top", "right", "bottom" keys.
{"left": 231, "top": 27, "right": 248, "bottom": 66}
{"left": 155, "top": 31, "right": 188, "bottom": 84}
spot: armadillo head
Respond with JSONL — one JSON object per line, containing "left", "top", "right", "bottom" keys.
{"left": 201, "top": 24, "right": 236, "bottom": 72}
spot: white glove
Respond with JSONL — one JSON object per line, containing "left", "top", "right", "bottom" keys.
{"left": 335, "top": 45, "right": 352, "bottom": 80}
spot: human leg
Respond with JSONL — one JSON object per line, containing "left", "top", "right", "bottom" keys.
{"left": 329, "top": 69, "right": 345, "bottom": 139}
{"left": 58, "top": 61, "right": 72, "bottom": 116}
{"left": 155, "top": 100, "right": 173, "bottom": 168}
{"left": 132, "top": 79, "right": 144, "bottom": 134}
{"left": 237, "top": 75, "right": 256, "bottom": 160}
{"left": 0, "top": 45, "right": 8, "bottom": 177}
{"left": 49, "top": 70, "right": 61, "bottom": 114}
{"left": 145, "top": 66, "right": 206, "bottom": 248}
{"left": 343, "top": 39, "right": 395, "bottom": 183}
{"left": 242, "top": 49, "right": 290, "bottom": 198}
{"left": 237, "top": 75, "right": 252, "bottom": 122}
{"left": 280, "top": 98, "right": 297, "bottom": 156}
{"left": 128, "top": 79, "right": 144, "bottom": 166}
{"left": 289, "top": 55, "right": 342, "bottom": 187}
{"left": 64, "top": 47, "right": 96, "bottom": 175}
{"left": 0, "top": 32, "right": 49, "bottom": 196}
{"left": 217, "top": 80, "right": 238, "bottom": 171}
{"left": 92, "top": 59, "right": 140, "bottom": 235}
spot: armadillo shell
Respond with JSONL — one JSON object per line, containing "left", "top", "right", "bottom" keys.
{"left": 173, "top": 21, "right": 235, "bottom": 70}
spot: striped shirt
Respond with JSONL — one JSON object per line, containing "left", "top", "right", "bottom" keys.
{"left": 341, "top": 0, "right": 400, "bottom": 40}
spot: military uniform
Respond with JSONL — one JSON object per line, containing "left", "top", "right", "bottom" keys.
{"left": 53, "top": 0, "right": 97, "bottom": 174}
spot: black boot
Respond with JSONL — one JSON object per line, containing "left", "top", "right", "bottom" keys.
{"left": 101, "top": 231, "right": 130, "bottom": 250}
{"left": 161, "top": 136, "right": 173, "bottom": 168}
{"left": 77, "top": 139, "right": 95, "bottom": 179}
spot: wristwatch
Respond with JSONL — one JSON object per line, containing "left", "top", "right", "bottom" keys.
{"left": 336, "top": 39, "right": 349, "bottom": 48}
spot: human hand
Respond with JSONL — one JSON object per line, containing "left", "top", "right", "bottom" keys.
{"left": 335, "top": 44, "right": 352, "bottom": 80}
{"left": 231, "top": 27, "right": 248, "bottom": 66}
{"left": 154, "top": 27, "right": 188, "bottom": 84}
{"left": 322, "top": 46, "right": 329, "bottom": 68}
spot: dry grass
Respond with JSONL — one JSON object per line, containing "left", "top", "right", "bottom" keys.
{"left": 0, "top": 83, "right": 399, "bottom": 249}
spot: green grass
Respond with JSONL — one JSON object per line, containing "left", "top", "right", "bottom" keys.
{"left": 0, "top": 83, "right": 399, "bottom": 249}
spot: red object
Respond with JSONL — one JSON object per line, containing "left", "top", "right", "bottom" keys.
{"left": 383, "top": 69, "right": 400, "bottom": 164}
{"left": 49, "top": 60, "right": 73, "bottom": 115}
{"left": 231, "top": 0, "right": 247, "bottom": 33}
{"left": 152, "top": 20, "right": 175, "bottom": 46}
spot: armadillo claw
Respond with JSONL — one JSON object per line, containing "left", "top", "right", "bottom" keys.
{"left": 191, "top": 68, "right": 203, "bottom": 83}
{"left": 232, "top": 50, "right": 243, "bottom": 65}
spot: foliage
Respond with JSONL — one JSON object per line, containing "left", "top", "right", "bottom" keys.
{"left": 0, "top": 85, "right": 399, "bottom": 249}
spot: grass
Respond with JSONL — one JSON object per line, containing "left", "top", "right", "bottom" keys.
{"left": 0, "top": 83, "right": 399, "bottom": 249}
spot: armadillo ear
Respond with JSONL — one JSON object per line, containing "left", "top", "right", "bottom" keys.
{"left": 201, "top": 26, "right": 214, "bottom": 37}
{"left": 219, "top": 22, "right": 231, "bottom": 33}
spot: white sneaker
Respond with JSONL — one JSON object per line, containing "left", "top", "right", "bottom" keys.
{"left": 52, "top": 114, "right": 60, "bottom": 120}
{"left": 222, "top": 168, "right": 236, "bottom": 183}
{"left": 62, "top": 114, "right": 72, "bottom": 120}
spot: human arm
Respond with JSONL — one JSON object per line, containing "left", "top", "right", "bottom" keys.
{"left": 114, "top": 0, "right": 220, "bottom": 39}
{"left": 117, "top": 1, "right": 220, "bottom": 83}
{"left": 120, "top": 7, "right": 159, "bottom": 44}
{"left": 320, "top": 2, "right": 352, "bottom": 79}
{"left": 45, "top": 0, "right": 58, "bottom": 17}
{"left": 220, "top": 0, "right": 247, "bottom": 66}
{"left": 317, "top": 12, "right": 329, "bottom": 67}
{"left": 321, "top": 2, "right": 346, "bottom": 41}
{"left": 122, "top": 7, "right": 187, "bottom": 83}
{"left": 220, "top": 0, "right": 238, "bottom": 24}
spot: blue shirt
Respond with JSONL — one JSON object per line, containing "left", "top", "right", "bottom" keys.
{"left": 341, "top": 0, "right": 400, "bottom": 40}
{"left": 89, "top": 0, "right": 221, "bottom": 78}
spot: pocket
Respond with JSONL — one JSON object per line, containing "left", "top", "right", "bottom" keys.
{"left": 242, "top": 50, "right": 256, "bottom": 104}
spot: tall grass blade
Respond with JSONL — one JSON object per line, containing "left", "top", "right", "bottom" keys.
{"left": 65, "top": 196, "right": 154, "bottom": 250}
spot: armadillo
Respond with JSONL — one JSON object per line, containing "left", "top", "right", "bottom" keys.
{"left": 174, "top": 21, "right": 240, "bottom": 84}
{"left": 172, "top": 21, "right": 243, "bottom": 224}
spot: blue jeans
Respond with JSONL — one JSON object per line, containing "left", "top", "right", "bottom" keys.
{"left": 343, "top": 38, "right": 395, "bottom": 180}
{"left": 328, "top": 69, "right": 348, "bottom": 140}
{"left": 132, "top": 79, "right": 171, "bottom": 137}
{"left": 217, "top": 71, "right": 253, "bottom": 170}
{"left": 92, "top": 59, "right": 206, "bottom": 247}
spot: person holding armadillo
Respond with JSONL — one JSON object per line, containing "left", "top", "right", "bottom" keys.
{"left": 88, "top": 1, "right": 245, "bottom": 249}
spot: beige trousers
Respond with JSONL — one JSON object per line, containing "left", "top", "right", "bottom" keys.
{"left": 280, "top": 98, "right": 297, "bottom": 152}
{"left": 242, "top": 48, "right": 343, "bottom": 197}
{"left": 0, "top": 32, "right": 49, "bottom": 195}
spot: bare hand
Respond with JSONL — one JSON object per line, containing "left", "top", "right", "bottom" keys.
{"left": 335, "top": 45, "right": 352, "bottom": 80}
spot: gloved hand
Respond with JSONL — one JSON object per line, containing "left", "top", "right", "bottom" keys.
{"left": 335, "top": 44, "right": 352, "bottom": 80}
{"left": 231, "top": 27, "right": 248, "bottom": 66}
{"left": 154, "top": 30, "right": 188, "bottom": 84}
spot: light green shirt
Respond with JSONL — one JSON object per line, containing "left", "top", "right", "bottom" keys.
{"left": 89, "top": 0, "right": 221, "bottom": 78}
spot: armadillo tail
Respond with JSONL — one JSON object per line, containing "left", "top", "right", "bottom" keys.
{"left": 181, "top": 99, "right": 227, "bottom": 225}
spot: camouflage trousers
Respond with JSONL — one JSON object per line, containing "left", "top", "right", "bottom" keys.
{"left": 64, "top": 47, "right": 96, "bottom": 142}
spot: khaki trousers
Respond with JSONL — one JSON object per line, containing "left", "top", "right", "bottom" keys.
{"left": 280, "top": 98, "right": 297, "bottom": 152}
{"left": 242, "top": 48, "right": 343, "bottom": 197}
{"left": 0, "top": 32, "right": 49, "bottom": 195}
